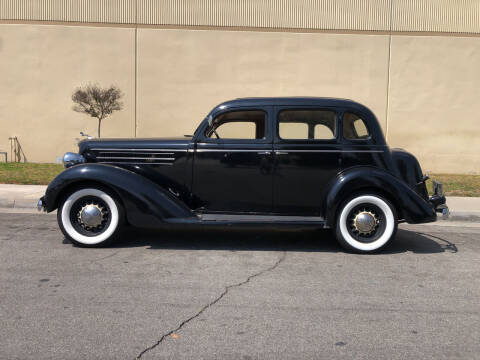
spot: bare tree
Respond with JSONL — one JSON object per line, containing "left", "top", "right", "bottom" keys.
{"left": 72, "top": 84, "right": 123, "bottom": 138}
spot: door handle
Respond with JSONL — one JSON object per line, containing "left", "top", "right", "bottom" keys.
{"left": 274, "top": 151, "right": 289, "bottom": 155}
{"left": 257, "top": 151, "right": 272, "bottom": 155}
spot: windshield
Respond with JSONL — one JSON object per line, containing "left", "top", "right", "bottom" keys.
{"left": 194, "top": 114, "right": 211, "bottom": 137}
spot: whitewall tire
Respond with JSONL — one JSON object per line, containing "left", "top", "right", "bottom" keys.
{"left": 57, "top": 187, "right": 124, "bottom": 247}
{"left": 335, "top": 194, "right": 397, "bottom": 253}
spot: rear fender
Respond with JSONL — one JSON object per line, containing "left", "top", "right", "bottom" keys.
{"left": 323, "top": 167, "right": 436, "bottom": 227}
{"left": 44, "top": 163, "right": 194, "bottom": 228}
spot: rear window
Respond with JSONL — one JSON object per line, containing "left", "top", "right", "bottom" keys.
{"left": 343, "top": 112, "right": 370, "bottom": 140}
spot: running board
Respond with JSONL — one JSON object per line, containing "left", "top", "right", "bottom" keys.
{"left": 201, "top": 214, "right": 324, "bottom": 223}
{"left": 164, "top": 213, "right": 327, "bottom": 227}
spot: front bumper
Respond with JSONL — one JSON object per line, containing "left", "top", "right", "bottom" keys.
{"left": 429, "top": 180, "right": 449, "bottom": 219}
{"left": 37, "top": 196, "right": 46, "bottom": 212}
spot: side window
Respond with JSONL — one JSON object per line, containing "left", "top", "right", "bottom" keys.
{"left": 205, "top": 110, "right": 266, "bottom": 140}
{"left": 279, "top": 122, "right": 308, "bottom": 139}
{"left": 343, "top": 112, "right": 370, "bottom": 140}
{"left": 278, "top": 110, "right": 336, "bottom": 140}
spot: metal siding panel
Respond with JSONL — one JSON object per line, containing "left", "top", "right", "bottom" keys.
{"left": 392, "top": 0, "right": 480, "bottom": 33}
{"left": 0, "top": 0, "right": 135, "bottom": 23}
{"left": 1, "top": 0, "right": 480, "bottom": 33}
{"left": 136, "top": 0, "right": 391, "bottom": 30}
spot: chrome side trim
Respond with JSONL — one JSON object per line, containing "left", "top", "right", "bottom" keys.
{"left": 100, "top": 161, "right": 174, "bottom": 166}
{"left": 97, "top": 152, "right": 175, "bottom": 155}
{"left": 196, "top": 149, "right": 384, "bottom": 153}
{"left": 279, "top": 149, "right": 385, "bottom": 153}
{"left": 90, "top": 148, "right": 188, "bottom": 152}
{"left": 96, "top": 156, "right": 175, "bottom": 160}
{"left": 92, "top": 148, "right": 383, "bottom": 154}
{"left": 196, "top": 149, "right": 270, "bottom": 153}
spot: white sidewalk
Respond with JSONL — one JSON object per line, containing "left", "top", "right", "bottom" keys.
{"left": 0, "top": 184, "right": 46, "bottom": 209}
{"left": 445, "top": 196, "right": 480, "bottom": 221}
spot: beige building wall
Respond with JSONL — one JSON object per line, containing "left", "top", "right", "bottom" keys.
{"left": 0, "top": 24, "right": 136, "bottom": 161}
{"left": 137, "top": 29, "right": 390, "bottom": 137}
{"left": 387, "top": 35, "right": 480, "bottom": 173}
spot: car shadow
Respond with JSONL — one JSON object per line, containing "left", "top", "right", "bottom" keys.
{"left": 98, "top": 226, "right": 457, "bottom": 255}
{"left": 385, "top": 228, "right": 457, "bottom": 254}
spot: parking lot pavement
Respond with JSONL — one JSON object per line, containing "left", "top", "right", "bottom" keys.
{"left": 1, "top": 212, "right": 479, "bottom": 360}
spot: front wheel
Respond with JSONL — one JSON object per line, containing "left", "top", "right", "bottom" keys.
{"left": 57, "top": 187, "right": 124, "bottom": 247}
{"left": 335, "top": 194, "right": 398, "bottom": 253}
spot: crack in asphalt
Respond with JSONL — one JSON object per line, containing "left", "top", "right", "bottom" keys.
{"left": 135, "top": 251, "right": 287, "bottom": 359}
{"left": 91, "top": 250, "right": 121, "bottom": 263}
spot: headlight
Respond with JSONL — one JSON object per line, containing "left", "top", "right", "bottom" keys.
{"left": 63, "top": 152, "right": 85, "bottom": 168}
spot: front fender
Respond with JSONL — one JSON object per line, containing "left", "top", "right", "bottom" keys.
{"left": 44, "top": 163, "right": 194, "bottom": 227}
{"left": 323, "top": 166, "right": 436, "bottom": 227}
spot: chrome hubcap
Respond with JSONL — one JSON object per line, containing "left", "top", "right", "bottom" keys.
{"left": 352, "top": 210, "right": 379, "bottom": 235}
{"left": 78, "top": 204, "right": 105, "bottom": 229}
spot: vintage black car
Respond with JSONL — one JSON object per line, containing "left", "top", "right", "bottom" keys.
{"left": 38, "top": 97, "right": 448, "bottom": 253}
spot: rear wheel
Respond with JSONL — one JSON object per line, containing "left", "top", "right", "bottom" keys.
{"left": 57, "top": 187, "right": 124, "bottom": 247}
{"left": 335, "top": 194, "right": 397, "bottom": 253}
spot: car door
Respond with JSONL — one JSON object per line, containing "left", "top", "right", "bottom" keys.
{"left": 192, "top": 106, "right": 274, "bottom": 213}
{"left": 272, "top": 106, "right": 341, "bottom": 215}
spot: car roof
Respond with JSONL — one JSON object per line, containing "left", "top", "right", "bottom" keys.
{"left": 215, "top": 97, "right": 374, "bottom": 114}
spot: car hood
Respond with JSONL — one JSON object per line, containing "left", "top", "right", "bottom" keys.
{"left": 78, "top": 137, "right": 191, "bottom": 154}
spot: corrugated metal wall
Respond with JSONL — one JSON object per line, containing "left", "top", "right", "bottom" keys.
{"left": 392, "top": 0, "right": 480, "bottom": 33}
{"left": 1, "top": 0, "right": 480, "bottom": 33}
{"left": 0, "top": 0, "right": 135, "bottom": 23}
{"left": 137, "top": 0, "right": 391, "bottom": 31}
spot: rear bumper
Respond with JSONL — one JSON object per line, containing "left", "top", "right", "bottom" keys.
{"left": 429, "top": 180, "right": 449, "bottom": 219}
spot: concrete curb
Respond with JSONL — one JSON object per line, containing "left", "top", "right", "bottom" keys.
{"left": 0, "top": 184, "right": 47, "bottom": 210}
{"left": 0, "top": 199, "right": 40, "bottom": 209}
{"left": 444, "top": 212, "right": 480, "bottom": 223}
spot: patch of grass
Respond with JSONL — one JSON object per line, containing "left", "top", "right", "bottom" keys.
{"left": 0, "top": 163, "right": 64, "bottom": 185}
{"left": 427, "top": 173, "right": 480, "bottom": 197}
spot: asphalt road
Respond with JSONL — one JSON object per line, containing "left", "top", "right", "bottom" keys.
{"left": 1, "top": 212, "right": 479, "bottom": 360}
